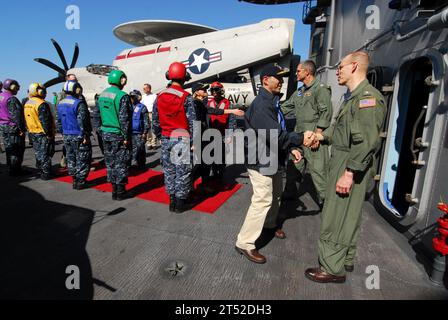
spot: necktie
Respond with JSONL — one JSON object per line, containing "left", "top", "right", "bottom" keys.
{"left": 275, "top": 98, "right": 286, "bottom": 131}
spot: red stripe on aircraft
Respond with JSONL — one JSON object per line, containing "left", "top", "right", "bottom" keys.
{"left": 115, "top": 47, "right": 171, "bottom": 60}
{"left": 157, "top": 47, "right": 171, "bottom": 53}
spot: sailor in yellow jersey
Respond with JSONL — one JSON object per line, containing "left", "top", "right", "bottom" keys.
{"left": 24, "top": 83, "right": 56, "bottom": 180}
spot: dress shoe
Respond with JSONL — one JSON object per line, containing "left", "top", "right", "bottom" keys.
{"left": 274, "top": 229, "right": 286, "bottom": 239}
{"left": 263, "top": 227, "right": 286, "bottom": 239}
{"left": 235, "top": 246, "right": 266, "bottom": 264}
{"left": 344, "top": 265, "right": 354, "bottom": 272}
{"left": 305, "top": 267, "right": 346, "bottom": 283}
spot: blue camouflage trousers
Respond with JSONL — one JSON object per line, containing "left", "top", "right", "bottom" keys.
{"left": 132, "top": 134, "right": 146, "bottom": 168}
{"left": 103, "top": 135, "right": 130, "bottom": 185}
{"left": 30, "top": 134, "right": 55, "bottom": 175}
{"left": 0, "top": 125, "right": 25, "bottom": 173}
{"left": 63, "top": 135, "right": 92, "bottom": 182}
{"left": 161, "top": 136, "right": 192, "bottom": 199}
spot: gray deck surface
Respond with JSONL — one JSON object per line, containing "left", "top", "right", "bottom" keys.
{"left": 1, "top": 137, "right": 447, "bottom": 300}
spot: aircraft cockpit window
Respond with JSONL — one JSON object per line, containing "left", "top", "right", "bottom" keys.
{"left": 86, "top": 64, "right": 119, "bottom": 76}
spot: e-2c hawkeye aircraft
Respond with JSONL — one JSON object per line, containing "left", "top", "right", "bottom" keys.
{"left": 35, "top": 18, "right": 300, "bottom": 108}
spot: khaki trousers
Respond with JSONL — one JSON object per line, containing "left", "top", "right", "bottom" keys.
{"left": 147, "top": 112, "right": 158, "bottom": 147}
{"left": 236, "top": 169, "right": 282, "bottom": 250}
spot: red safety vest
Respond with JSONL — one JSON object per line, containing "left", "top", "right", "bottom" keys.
{"left": 157, "top": 85, "right": 190, "bottom": 138}
{"left": 208, "top": 98, "right": 230, "bottom": 134}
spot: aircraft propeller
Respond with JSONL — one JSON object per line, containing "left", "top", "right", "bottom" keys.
{"left": 34, "top": 39, "right": 79, "bottom": 88}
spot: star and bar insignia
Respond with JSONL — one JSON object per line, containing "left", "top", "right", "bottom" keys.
{"left": 182, "top": 48, "right": 222, "bottom": 75}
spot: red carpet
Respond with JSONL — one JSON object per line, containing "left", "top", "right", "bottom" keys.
{"left": 55, "top": 164, "right": 241, "bottom": 214}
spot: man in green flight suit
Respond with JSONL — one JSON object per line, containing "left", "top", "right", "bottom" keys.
{"left": 281, "top": 60, "right": 333, "bottom": 208}
{"left": 305, "top": 51, "right": 387, "bottom": 283}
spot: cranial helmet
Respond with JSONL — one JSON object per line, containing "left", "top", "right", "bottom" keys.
{"left": 166, "top": 62, "right": 191, "bottom": 82}
{"left": 108, "top": 70, "right": 127, "bottom": 87}
{"left": 63, "top": 81, "right": 83, "bottom": 96}
{"left": 129, "top": 89, "right": 142, "bottom": 101}
{"left": 29, "top": 82, "right": 46, "bottom": 98}
{"left": 3, "top": 79, "right": 20, "bottom": 92}
{"left": 210, "top": 81, "right": 224, "bottom": 95}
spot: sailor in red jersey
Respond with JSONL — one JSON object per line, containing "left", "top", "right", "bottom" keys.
{"left": 152, "top": 62, "right": 196, "bottom": 214}
{"left": 207, "top": 82, "right": 236, "bottom": 180}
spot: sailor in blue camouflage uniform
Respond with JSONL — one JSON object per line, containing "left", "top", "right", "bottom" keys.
{"left": 152, "top": 62, "right": 196, "bottom": 213}
{"left": 24, "top": 83, "right": 56, "bottom": 180}
{"left": 98, "top": 70, "right": 133, "bottom": 200}
{"left": 129, "top": 90, "right": 150, "bottom": 169}
{"left": 57, "top": 81, "right": 92, "bottom": 189}
{"left": 0, "top": 79, "right": 26, "bottom": 176}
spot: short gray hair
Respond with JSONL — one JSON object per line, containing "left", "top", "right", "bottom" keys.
{"left": 301, "top": 60, "right": 316, "bottom": 76}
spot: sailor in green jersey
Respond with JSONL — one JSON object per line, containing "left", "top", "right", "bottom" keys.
{"left": 98, "top": 70, "right": 133, "bottom": 201}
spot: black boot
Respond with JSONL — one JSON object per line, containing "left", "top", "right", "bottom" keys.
{"left": 169, "top": 195, "right": 176, "bottom": 212}
{"left": 112, "top": 184, "right": 118, "bottom": 200}
{"left": 73, "top": 179, "right": 78, "bottom": 190}
{"left": 77, "top": 180, "right": 89, "bottom": 190}
{"left": 116, "top": 184, "right": 127, "bottom": 201}
{"left": 175, "top": 198, "right": 190, "bottom": 214}
{"left": 40, "top": 173, "right": 51, "bottom": 181}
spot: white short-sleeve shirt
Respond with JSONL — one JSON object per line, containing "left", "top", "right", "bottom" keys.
{"left": 142, "top": 93, "right": 157, "bottom": 113}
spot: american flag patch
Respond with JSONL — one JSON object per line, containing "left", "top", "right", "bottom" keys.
{"left": 359, "top": 98, "right": 376, "bottom": 108}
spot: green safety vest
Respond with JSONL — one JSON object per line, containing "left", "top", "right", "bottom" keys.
{"left": 98, "top": 86, "right": 127, "bottom": 135}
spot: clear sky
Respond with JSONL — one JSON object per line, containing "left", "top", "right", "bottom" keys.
{"left": 1, "top": 0, "right": 310, "bottom": 99}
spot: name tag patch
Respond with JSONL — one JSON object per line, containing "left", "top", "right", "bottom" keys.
{"left": 359, "top": 98, "right": 376, "bottom": 108}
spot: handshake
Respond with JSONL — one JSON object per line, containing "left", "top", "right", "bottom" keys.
{"left": 302, "top": 130, "right": 324, "bottom": 148}
{"left": 290, "top": 130, "right": 325, "bottom": 164}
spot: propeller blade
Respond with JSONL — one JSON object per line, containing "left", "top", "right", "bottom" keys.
{"left": 34, "top": 58, "right": 66, "bottom": 75}
{"left": 70, "top": 43, "right": 79, "bottom": 69}
{"left": 51, "top": 38, "right": 69, "bottom": 71}
{"left": 44, "top": 76, "right": 66, "bottom": 88}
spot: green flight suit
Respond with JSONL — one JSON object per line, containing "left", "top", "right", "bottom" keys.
{"left": 281, "top": 78, "right": 333, "bottom": 203}
{"left": 318, "top": 79, "right": 386, "bottom": 276}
